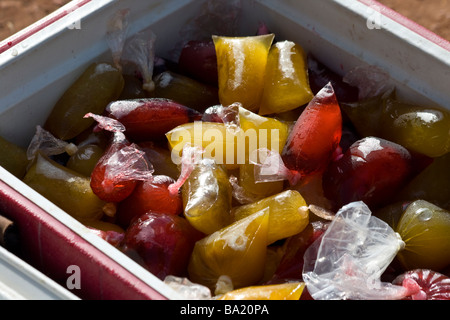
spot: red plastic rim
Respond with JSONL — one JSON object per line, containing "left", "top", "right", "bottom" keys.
{"left": 0, "top": 178, "right": 169, "bottom": 300}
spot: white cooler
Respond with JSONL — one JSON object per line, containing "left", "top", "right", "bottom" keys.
{"left": 0, "top": 0, "right": 448, "bottom": 300}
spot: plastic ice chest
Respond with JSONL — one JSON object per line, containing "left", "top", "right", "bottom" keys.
{"left": 0, "top": 0, "right": 449, "bottom": 299}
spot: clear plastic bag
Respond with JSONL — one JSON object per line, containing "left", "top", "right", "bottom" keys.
{"left": 228, "top": 174, "right": 260, "bottom": 205}
{"left": 167, "top": 144, "right": 204, "bottom": 195}
{"left": 101, "top": 143, "right": 154, "bottom": 189}
{"left": 302, "top": 201, "right": 410, "bottom": 300}
{"left": 106, "top": 9, "right": 130, "bottom": 71}
{"left": 202, "top": 103, "right": 241, "bottom": 134}
{"left": 121, "top": 28, "right": 157, "bottom": 92}
{"left": 86, "top": 113, "right": 154, "bottom": 193}
{"left": 250, "top": 148, "right": 302, "bottom": 186}
{"left": 27, "top": 126, "right": 78, "bottom": 161}
{"left": 84, "top": 112, "right": 126, "bottom": 134}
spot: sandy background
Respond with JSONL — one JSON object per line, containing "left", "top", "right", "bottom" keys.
{"left": 379, "top": 0, "right": 450, "bottom": 40}
{"left": 0, "top": 0, "right": 449, "bottom": 42}
{"left": 0, "top": 0, "right": 72, "bottom": 40}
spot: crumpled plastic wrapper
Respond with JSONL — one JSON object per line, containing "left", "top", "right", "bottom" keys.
{"left": 302, "top": 201, "right": 409, "bottom": 300}
{"left": 27, "top": 125, "right": 78, "bottom": 161}
{"left": 250, "top": 148, "right": 302, "bottom": 186}
{"left": 121, "top": 29, "right": 157, "bottom": 92}
{"left": 106, "top": 9, "right": 157, "bottom": 92}
{"left": 106, "top": 9, "right": 130, "bottom": 71}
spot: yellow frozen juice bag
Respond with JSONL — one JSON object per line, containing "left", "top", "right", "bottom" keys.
{"left": 259, "top": 41, "right": 314, "bottom": 115}
{"left": 188, "top": 208, "right": 269, "bottom": 291}
{"left": 213, "top": 34, "right": 274, "bottom": 113}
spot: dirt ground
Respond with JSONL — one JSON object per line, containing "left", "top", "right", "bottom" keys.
{"left": 0, "top": 0, "right": 71, "bottom": 40}
{"left": 0, "top": 0, "right": 449, "bottom": 42}
{"left": 378, "top": 0, "right": 450, "bottom": 41}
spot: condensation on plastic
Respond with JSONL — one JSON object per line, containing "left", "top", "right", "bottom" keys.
{"left": 302, "top": 201, "right": 409, "bottom": 300}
